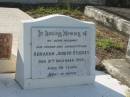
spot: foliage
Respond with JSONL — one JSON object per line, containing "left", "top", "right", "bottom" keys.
{"left": 25, "top": 6, "right": 83, "bottom": 18}
{"left": 96, "top": 38, "right": 124, "bottom": 51}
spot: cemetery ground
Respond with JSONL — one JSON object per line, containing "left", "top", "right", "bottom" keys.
{"left": 22, "top": 6, "right": 129, "bottom": 69}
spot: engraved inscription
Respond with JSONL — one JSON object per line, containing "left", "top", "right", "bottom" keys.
{"left": 31, "top": 27, "right": 90, "bottom": 79}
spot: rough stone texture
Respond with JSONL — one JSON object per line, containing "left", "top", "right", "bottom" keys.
{"left": 0, "top": 7, "right": 33, "bottom": 73}
{"left": 102, "top": 59, "right": 130, "bottom": 87}
{"left": 0, "top": 33, "right": 12, "bottom": 59}
{"left": 0, "top": 71, "right": 129, "bottom": 97}
{"left": 84, "top": 6, "right": 130, "bottom": 35}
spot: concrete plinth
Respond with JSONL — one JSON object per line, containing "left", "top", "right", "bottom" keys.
{"left": 84, "top": 6, "right": 130, "bottom": 35}
{"left": 0, "top": 71, "right": 129, "bottom": 97}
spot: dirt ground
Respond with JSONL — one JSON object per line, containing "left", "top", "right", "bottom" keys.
{"left": 78, "top": 16, "right": 129, "bottom": 61}
{"left": 94, "top": 21, "right": 128, "bottom": 60}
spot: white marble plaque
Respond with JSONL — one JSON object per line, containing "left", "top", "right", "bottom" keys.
{"left": 16, "top": 14, "right": 95, "bottom": 89}
{"left": 31, "top": 27, "right": 91, "bottom": 79}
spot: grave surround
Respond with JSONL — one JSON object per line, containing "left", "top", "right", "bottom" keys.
{"left": 16, "top": 14, "right": 96, "bottom": 89}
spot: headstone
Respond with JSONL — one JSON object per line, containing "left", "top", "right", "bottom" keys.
{"left": 16, "top": 14, "right": 96, "bottom": 89}
{"left": 0, "top": 33, "right": 12, "bottom": 59}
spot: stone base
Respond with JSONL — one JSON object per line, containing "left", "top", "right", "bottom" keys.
{"left": 0, "top": 71, "right": 128, "bottom": 97}
{"left": 16, "top": 75, "right": 95, "bottom": 89}
{"left": 102, "top": 59, "right": 130, "bottom": 87}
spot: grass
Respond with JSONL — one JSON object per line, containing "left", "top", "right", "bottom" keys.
{"left": 96, "top": 38, "right": 124, "bottom": 51}
{"left": 96, "top": 29, "right": 125, "bottom": 52}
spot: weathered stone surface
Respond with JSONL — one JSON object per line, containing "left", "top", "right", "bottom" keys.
{"left": 0, "top": 33, "right": 12, "bottom": 59}
{"left": 84, "top": 6, "right": 130, "bottom": 35}
{"left": 102, "top": 59, "right": 130, "bottom": 87}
